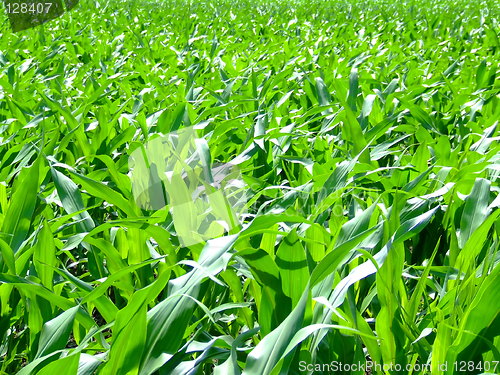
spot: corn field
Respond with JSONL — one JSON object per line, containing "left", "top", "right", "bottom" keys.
{"left": 0, "top": 0, "right": 500, "bottom": 374}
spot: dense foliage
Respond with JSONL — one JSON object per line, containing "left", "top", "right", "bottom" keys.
{"left": 1, "top": 0, "right": 500, "bottom": 374}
